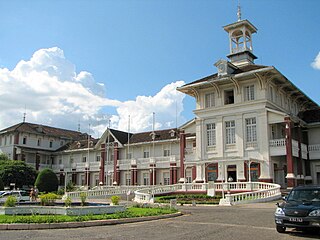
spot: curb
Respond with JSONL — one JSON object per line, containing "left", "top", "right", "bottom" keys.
{"left": 0, "top": 212, "right": 182, "bottom": 230}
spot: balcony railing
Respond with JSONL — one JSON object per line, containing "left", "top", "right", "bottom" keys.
{"left": 309, "top": 144, "right": 320, "bottom": 160}
{"left": 118, "top": 155, "right": 179, "bottom": 170}
{"left": 269, "top": 138, "right": 286, "bottom": 147}
{"left": 269, "top": 138, "right": 300, "bottom": 158}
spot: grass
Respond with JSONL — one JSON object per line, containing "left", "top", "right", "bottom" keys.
{"left": 0, "top": 207, "right": 177, "bottom": 224}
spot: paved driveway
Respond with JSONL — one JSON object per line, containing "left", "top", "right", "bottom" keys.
{"left": 0, "top": 202, "right": 319, "bottom": 240}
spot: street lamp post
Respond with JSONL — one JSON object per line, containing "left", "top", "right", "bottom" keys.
{"left": 64, "top": 171, "right": 67, "bottom": 193}
{"left": 85, "top": 162, "right": 90, "bottom": 190}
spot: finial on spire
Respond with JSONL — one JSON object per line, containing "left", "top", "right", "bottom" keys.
{"left": 237, "top": 1, "right": 242, "bottom": 21}
{"left": 23, "top": 105, "right": 26, "bottom": 122}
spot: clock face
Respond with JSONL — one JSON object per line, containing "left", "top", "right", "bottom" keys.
{"left": 218, "top": 64, "right": 225, "bottom": 73}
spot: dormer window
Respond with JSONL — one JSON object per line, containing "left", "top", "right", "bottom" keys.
{"left": 76, "top": 141, "right": 81, "bottom": 148}
{"left": 150, "top": 132, "right": 156, "bottom": 140}
{"left": 214, "top": 59, "right": 237, "bottom": 77}
{"left": 169, "top": 129, "right": 175, "bottom": 137}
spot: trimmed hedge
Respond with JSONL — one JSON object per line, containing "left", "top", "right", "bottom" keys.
{"left": 155, "top": 194, "right": 221, "bottom": 205}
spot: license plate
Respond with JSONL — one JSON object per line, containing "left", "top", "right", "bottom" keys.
{"left": 289, "top": 217, "right": 303, "bottom": 222}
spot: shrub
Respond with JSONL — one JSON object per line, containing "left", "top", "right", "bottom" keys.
{"left": 56, "top": 188, "right": 65, "bottom": 196}
{"left": 111, "top": 195, "right": 120, "bottom": 205}
{"left": 4, "top": 196, "right": 17, "bottom": 207}
{"left": 79, "top": 192, "right": 87, "bottom": 206}
{"left": 64, "top": 196, "right": 72, "bottom": 207}
{"left": 35, "top": 168, "right": 59, "bottom": 193}
{"left": 66, "top": 181, "right": 75, "bottom": 192}
{"left": 39, "top": 193, "right": 58, "bottom": 206}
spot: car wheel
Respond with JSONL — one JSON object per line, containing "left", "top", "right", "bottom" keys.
{"left": 276, "top": 225, "right": 286, "bottom": 233}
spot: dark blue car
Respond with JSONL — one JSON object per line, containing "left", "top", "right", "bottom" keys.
{"left": 275, "top": 185, "right": 320, "bottom": 233}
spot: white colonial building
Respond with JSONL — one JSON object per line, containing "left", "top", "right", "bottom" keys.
{"left": 177, "top": 16, "right": 320, "bottom": 188}
{"left": 0, "top": 15, "right": 320, "bottom": 189}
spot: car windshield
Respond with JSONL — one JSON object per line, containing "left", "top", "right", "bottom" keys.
{"left": 288, "top": 189, "right": 320, "bottom": 202}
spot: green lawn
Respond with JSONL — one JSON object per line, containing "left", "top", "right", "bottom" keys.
{"left": 0, "top": 207, "right": 177, "bottom": 224}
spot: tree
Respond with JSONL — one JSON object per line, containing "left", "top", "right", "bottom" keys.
{"left": 0, "top": 160, "right": 37, "bottom": 188}
{"left": 0, "top": 153, "right": 10, "bottom": 161}
{"left": 0, "top": 177, "right": 4, "bottom": 190}
{"left": 35, "top": 168, "right": 59, "bottom": 193}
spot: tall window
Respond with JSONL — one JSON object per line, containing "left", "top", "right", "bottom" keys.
{"left": 224, "top": 90, "right": 234, "bottom": 104}
{"left": 225, "top": 120, "right": 236, "bottom": 144}
{"left": 206, "top": 123, "right": 216, "bottom": 146}
{"left": 246, "top": 118, "right": 257, "bottom": 143}
{"left": 164, "top": 149, "right": 170, "bottom": 157}
{"left": 143, "top": 173, "right": 149, "bottom": 185}
{"left": 205, "top": 93, "right": 215, "bottom": 108}
{"left": 163, "top": 172, "right": 170, "bottom": 185}
{"left": 143, "top": 149, "right": 150, "bottom": 158}
{"left": 37, "top": 138, "right": 41, "bottom": 146}
{"left": 207, "top": 164, "right": 218, "bottom": 181}
{"left": 125, "top": 173, "right": 131, "bottom": 186}
{"left": 49, "top": 140, "right": 53, "bottom": 148}
{"left": 244, "top": 85, "right": 255, "bottom": 101}
{"left": 22, "top": 136, "right": 27, "bottom": 145}
{"left": 96, "top": 155, "right": 101, "bottom": 162}
{"left": 186, "top": 169, "right": 192, "bottom": 183}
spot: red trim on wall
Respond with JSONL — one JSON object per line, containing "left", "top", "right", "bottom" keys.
{"left": 285, "top": 117, "right": 295, "bottom": 187}
{"left": 99, "top": 144, "right": 105, "bottom": 184}
{"left": 179, "top": 131, "right": 186, "bottom": 179}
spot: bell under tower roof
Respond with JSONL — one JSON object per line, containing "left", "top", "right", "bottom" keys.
{"left": 223, "top": 18, "right": 258, "bottom": 67}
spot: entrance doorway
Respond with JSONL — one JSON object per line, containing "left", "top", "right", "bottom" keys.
{"left": 227, "top": 165, "right": 237, "bottom": 182}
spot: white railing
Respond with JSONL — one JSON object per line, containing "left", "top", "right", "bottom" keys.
{"left": 134, "top": 182, "right": 281, "bottom": 206}
{"left": 219, "top": 182, "right": 281, "bottom": 206}
{"left": 269, "top": 138, "right": 285, "bottom": 147}
{"left": 64, "top": 182, "right": 281, "bottom": 206}
{"left": 309, "top": 144, "right": 320, "bottom": 152}
{"left": 63, "top": 186, "right": 145, "bottom": 200}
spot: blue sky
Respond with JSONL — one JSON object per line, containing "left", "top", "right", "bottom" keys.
{"left": 0, "top": 0, "right": 319, "bottom": 137}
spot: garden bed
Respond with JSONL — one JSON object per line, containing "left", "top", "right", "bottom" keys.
{"left": 0, "top": 206, "right": 178, "bottom": 224}
{"left": 0, "top": 203, "right": 125, "bottom": 216}
{"left": 155, "top": 194, "right": 221, "bottom": 205}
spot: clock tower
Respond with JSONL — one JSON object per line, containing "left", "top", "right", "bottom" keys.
{"left": 223, "top": 6, "right": 258, "bottom": 67}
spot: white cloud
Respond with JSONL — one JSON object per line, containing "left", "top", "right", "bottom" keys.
{"left": 116, "top": 81, "right": 185, "bottom": 133}
{"left": 311, "top": 52, "right": 320, "bottom": 69}
{"left": 0, "top": 47, "right": 186, "bottom": 137}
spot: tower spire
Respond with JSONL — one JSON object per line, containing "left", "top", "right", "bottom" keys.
{"left": 237, "top": 2, "right": 242, "bottom": 21}
{"left": 23, "top": 105, "right": 26, "bottom": 122}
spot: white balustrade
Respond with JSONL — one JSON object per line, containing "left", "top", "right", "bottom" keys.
{"left": 309, "top": 144, "right": 320, "bottom": 152}
{"left": 64, "top": 181, "right": 281, "bottom": 206}
{"left": 269, "top": 138, "right": 285, "bottom": 147}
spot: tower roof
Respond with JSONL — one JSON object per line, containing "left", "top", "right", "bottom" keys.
{"left": 223, "top": 19, "right": 257, "bottom": 34}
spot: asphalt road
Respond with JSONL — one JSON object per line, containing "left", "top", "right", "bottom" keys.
{"left": 1, "top": 202, "right": 319, "bottom": 240}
